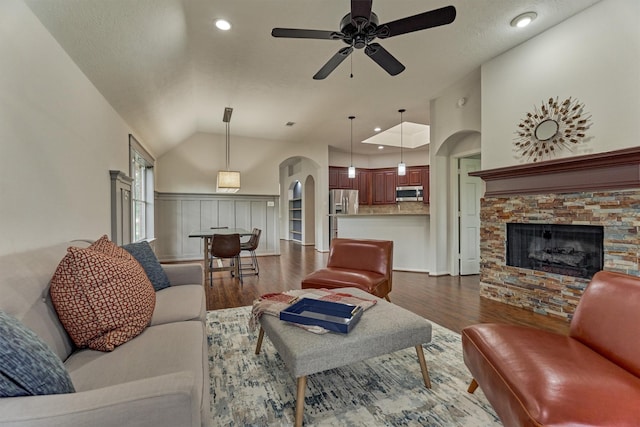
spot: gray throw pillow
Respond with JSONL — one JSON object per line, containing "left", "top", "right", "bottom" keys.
{"left": 122, "top": 241, "right": 171, "bottom": 291}
{"left": 0, "top": 311, "right": 75, "bottom": 397}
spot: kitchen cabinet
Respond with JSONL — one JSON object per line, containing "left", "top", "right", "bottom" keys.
{"left": 329, "top": 165, "right": 428, "bottom": 205}
{"left": 329, "top": 166, "right": 354, "bottom": 189}
{"left": 372, "top": 169, "right": 397, "bottom": 204}
{"left": 421, "top": 166, "right": 430, "bottom": 204}
{"left": 397, "top": 167, "right": 424, "bottom": 186}
{"left": 356, "top": 170, "right": 370, "bottom": 205}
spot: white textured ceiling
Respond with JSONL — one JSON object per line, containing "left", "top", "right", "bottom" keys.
{"left": 24, "top": 0, "right": 600, "bottom": 156}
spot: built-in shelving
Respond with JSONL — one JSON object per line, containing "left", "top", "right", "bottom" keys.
{"left": 288, "top": 183, "right": 303, "bottom": 242}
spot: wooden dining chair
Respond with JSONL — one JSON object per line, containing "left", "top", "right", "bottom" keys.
{"left": 209, "top": 233, "right": 243, "bottom": 285}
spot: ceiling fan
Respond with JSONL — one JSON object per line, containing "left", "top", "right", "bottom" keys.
{"left": 271, "top": 0, "right": 456, "bottom": 79}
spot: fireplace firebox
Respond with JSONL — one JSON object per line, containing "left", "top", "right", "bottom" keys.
{"left": 506, "top": 223, "right": 604, "bottom": 279}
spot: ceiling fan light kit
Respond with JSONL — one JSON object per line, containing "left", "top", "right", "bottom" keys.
{"left": 272, "top": 0, "right": 456, "bottom": 79}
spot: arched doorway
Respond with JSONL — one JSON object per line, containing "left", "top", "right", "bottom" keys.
{"left": 431, "top": 130, "right": 482, "bottom": 276}
{"left": 279, "top": 156, "right": 321, "bottom": 247}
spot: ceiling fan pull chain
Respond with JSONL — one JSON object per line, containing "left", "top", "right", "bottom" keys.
{"left": 350, "top": 54, "right": 354, "bottom": 78}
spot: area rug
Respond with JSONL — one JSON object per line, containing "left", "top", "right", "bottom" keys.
{"left": 207, "top": 306, "right": 501, "bottom": 426}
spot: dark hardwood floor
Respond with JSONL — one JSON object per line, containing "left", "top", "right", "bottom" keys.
{"left": 203, "top": 240, "right": 569, "bottom": 335}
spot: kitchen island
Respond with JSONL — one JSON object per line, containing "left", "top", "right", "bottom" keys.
{"left": 332, "top": 212, "right": 429, "bottom": 272}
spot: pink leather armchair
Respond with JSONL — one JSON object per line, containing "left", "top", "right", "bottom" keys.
{"left": 301, "top": 238, "right": 393, "bottom": 301}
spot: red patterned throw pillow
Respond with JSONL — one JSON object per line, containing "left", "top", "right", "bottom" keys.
{"left": 50, "top": 236, "right": 156, "bottom": 351}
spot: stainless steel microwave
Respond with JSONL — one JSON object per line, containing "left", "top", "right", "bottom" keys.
{"left": 396, "top": 186, "right": 423, "bottom": 202}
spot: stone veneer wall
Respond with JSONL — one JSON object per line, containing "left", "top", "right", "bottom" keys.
{"left": 480, "top": 188, "right": 640, "bottom": 321}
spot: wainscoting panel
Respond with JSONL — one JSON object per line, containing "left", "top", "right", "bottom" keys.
{"left": 155, "top": 192, "right": 280, "bottom": 261}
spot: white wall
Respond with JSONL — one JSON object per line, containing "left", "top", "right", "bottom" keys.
{"left": 328, "top": 149, "right": 430, "bottom": 168}
{"left": 158, "top": 132, "right": 332, "bottom": 251}
{"left": 482, "top": 0, "right": 640, "bottom": 169}
{"left": 0, "top": 0, "right": 136, "bottom": 256}
{"left": 428, "top": 69, "right": 482, "bottom": 275}
{"left": 157, "top": 132, "right": 329, "bottom": 195}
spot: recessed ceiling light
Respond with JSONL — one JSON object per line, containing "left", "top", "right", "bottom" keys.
{"left": 378, "top": 145, "right": 384, "bottom": 150}
{"left": 510, "top": 12, "right": 537, "bottom": 28}
{"left": 215, "top": 19, "right": 231, "bottom": 31}
{"left": 374, "top": 127, "right": 381, "bottom": 132}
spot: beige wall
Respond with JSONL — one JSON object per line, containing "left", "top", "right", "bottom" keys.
{"left": 481, "top": 0, "right": 640, "bottom": 170}
{"left": 0, "top": 0, "right": 137, "bottom": 256}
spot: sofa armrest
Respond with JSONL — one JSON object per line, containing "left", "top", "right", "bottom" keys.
{"left": 0, "top": 372, "right": 202, "bottom": 427}
{"left": 162, "top": 263, "right": 203, "bottom": 287}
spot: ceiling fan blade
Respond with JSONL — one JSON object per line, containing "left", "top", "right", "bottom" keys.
{"left": 351, "top": 0, "right": 372, "bottom": 27}
{"left": 313, "top": 46, "right": 354, "bottom": 80}
{"left": 364, "top": 43, "right": 405, "bottom": 76}
{"left": 271, "top": 28, "right": 342, "bottom": 40}
{"left": 377, "top": 5, "right": 456, "bottom": 39}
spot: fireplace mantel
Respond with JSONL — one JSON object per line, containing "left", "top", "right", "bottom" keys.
{"left": 470, "top": 147, "right": 640, "bottom": 197}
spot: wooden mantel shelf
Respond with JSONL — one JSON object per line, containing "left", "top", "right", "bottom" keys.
{"left": 470, "top": 147, "right": 640, "bottom": 197}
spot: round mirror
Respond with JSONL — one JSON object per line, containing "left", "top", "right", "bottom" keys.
{"left": 535, "top": 119, "right": 559, "bottom": 141}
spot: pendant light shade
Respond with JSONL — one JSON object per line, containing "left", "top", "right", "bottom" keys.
{"left": 397, "top": 109, "right": 406, "bottom": 176}
{"left": 217, "top": 107, "right": 240, "bottom": 193}
{"left": 348, "top": 115, "right": 356, "bottom": 178}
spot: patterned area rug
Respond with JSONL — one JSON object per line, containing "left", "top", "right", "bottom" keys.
{"left": 207, "top": 306, "right": 501, "bottom": 426}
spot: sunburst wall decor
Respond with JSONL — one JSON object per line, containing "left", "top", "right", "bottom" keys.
{"left": 514, "top": 96, "right": 592, "bottom": 162}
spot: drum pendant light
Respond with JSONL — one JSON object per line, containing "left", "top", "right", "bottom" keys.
{"left": 216, "top": 107, "right": 241, "bottom": 193}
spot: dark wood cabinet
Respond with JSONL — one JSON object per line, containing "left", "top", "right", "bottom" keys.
{"left": 329, "top": 165, "right": 428, "bottom": 205}
{"left": 329, "top": 166, "right": 354, "bottom": 189}
{"left": 421, "top": 166, "right": 430, "bottom": 204}
{"left": 397, "top": 166, "right": 426, "bottom": 186}
{"left": 356, "top": 170, "right": 370, "bottom": 205}
{"left": 328, "top": 167, "right": 339, "bottom": 188}
{"left": 372, "top": 169, "right": 397, "bottom": 204}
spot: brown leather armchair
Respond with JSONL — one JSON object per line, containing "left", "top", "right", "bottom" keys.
{"left": 462, "top": 271, "right": 640, "bottom": 426}
{"left": 301, "top": 238, "right": 393, "bottom": 301}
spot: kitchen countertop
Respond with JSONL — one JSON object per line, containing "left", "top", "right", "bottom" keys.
{"left": 329, "top": 212, "right": 429, "bottom": 216}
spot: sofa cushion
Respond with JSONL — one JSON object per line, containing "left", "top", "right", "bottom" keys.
{"left": 0, "top": 310, "right": 75, "bottom": 397}
{"left": 50, "top": 244, "right": 156, "bottom": 352}
{"left": 65, "top": 321, "right": 205, "bottom": 401}
{"left": 122, "top": 241, "right": 171, "bottom": 291}
{"left": 151, "top": 285, "right": 206, "bottom": 326}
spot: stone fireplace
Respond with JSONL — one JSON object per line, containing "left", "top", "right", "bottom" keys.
{"left": 471, "top": 147, "right": 640, "bottom": 321}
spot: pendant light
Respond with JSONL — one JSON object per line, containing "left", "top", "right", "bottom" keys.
{"left": 216, "top": 107, "right": 240, "bottom": 193}
{"left": 348, "top": 115, "right": 356, "bottom": 178}
{"left": 397, "top": 108, "right": 406, "bottom": 176}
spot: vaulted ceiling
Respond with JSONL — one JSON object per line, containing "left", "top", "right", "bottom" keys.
{"left": 25, "top": 0, "right": 600, "bottom": 156}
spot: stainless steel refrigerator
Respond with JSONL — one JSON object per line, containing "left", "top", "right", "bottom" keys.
{"left": 329, "top": 189, "right": 359, "bottom": 242}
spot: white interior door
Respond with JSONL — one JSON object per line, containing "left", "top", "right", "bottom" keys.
{"left": 459, "top": 158, "right": 482, "bottom": 275}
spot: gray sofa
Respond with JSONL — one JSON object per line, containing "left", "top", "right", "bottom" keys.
{"left": 0, "top": 240, "right": 210, "bottom": 427}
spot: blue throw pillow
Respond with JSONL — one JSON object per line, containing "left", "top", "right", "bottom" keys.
{"left": 0, "top": 311, "right": 75, "bottom": 397}
{"left": 122, "top": 241, "right": 171, "bottom": 291}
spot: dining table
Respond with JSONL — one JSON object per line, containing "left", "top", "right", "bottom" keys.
{"left": 188, "top": 228, "right": 252, "bottom": 280}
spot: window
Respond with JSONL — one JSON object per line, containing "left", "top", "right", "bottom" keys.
{"left": 129, "top": 134, "right": 155, "bottom": 242}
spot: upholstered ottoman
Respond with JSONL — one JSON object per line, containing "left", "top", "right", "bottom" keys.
{"left": 254, "top": 287, "right": 432, "bottom": 427}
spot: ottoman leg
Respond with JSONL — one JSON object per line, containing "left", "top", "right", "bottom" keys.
{"left": 255, "top": 328, "right": 265, "bottom": 355}
{"left": 295, "top": 376, "right": 307, "bottom": 427}
{"left": 467, "top": 378, "right": 479, "bottom": 393}
{"left": 415, "top": 345, "right": 432, "bottom": 389}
